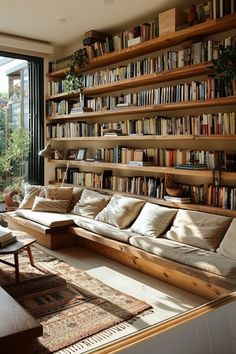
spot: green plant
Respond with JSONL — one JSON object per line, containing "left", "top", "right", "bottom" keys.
{"left": 209, "top": 44, "right": 236, "bottom": 82}
{"left": 64, "top": 72, "right": 84, "bottom": 93}
{"left": 72, "top": 48, "right": 88, "bottom": 68}
{"left": 0, "top": 126, "right": 30, "bottom": 192}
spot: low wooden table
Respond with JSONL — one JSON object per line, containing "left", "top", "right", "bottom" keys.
{"left": 0, "top": 286, "right": 42, "bottom": 354}
{"left": 0, "top": 232, "right": 36, "bottom": 282}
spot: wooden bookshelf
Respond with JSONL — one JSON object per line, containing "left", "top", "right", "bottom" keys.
{"left": 48, "top": 13, "right": 236, "bottom": 78}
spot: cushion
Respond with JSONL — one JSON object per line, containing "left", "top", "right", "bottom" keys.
{"left": 95, "top": 195, "right": 145, "bottom": 228}
{"left": 32, "top": 196, "right": 70, "bottom": 214}
{"left": 131, "top": 202, "right": 177, "bottom": 237}
{"left": 71, "top": 188, "right": 110, "bottom": 219}
{"left": 16, "top": 209, "right": 76, "bottom": 228}
{"left": 217, "top": 218, "right": 236, "bottom": 260}
{"left": 44, "top": 186, "right": 73, "bottom": 201}
{"left": 19, "top": 184, "right": 42, "bottom": 209}
{"left": 71, "top": 186, "right": 84, "bottom": 209}
{"left": 165, "top": 209, "right": 232, "bottom": 251}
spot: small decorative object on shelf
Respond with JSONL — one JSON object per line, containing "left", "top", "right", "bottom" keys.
{"left": 76, "top": 149, "right": 87, "bottom": 161}
{"left": 72, "top": 48, "right": 88, "bottom": 68}
{"left": 64, "top": 71, "right": 84, "bottom": 94}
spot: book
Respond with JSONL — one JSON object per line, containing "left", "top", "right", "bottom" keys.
{"left": 175, "top": 164, "right": 208, "bottom": 170}
{"left": 0, "top": 227, "right": 13, "bottom": 242}
{"left": 0, "top": 235, "right": 17, "bottom": 247}
{"left": 164, "top": 196, "right": 191, "bottom": 203}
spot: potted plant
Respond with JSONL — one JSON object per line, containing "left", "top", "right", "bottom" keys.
{"left": 208, "top": 43, "right": 236, "bottom": 96}
{"left": 72, "top": 48, "right": 88, "bottom": 69}
{"left": 64, "top": 71, "right": 84, "bottom": 94}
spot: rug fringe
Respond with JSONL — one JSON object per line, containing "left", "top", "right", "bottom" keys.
{"left": 57, "top": 309, "right": 154, "bottom": 353}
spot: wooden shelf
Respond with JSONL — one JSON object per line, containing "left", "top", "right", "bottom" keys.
{"left": 49, "top": 134, "right": 236, "bottom": 142}
{"left": 48, "top": 159, "right": 236, "bottom": 179}
{"left": 48, "top": 13, "right": 236, "bottom": 79}
{"left": 47, "top": 96, "right": 236, "bottom": 122}
{"left": 83, "top": 62, "right": 210, "bottom": 96}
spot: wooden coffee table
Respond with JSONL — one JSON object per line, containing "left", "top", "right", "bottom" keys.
{"left": 0, "top": 232, "right": 36, "bottom": 282}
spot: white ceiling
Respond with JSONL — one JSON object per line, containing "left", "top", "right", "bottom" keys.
{"left": 0, "top": 0, "right": 195, "bottom": 48}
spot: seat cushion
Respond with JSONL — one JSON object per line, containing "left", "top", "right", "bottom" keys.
{"left": 16, "top": 209, "right": 76, "bottom": 228}
{"left": 165, "top": 209, "right": 232, "bottom": 251}
{"left": 95, "top": 195, "right": 145, "bottom": 228}
{"left": 71, "top": 188, "right": 111, "bottom": 219}
{"left": 129, "top": 235, "right": 236, "bottom": 278}
{"left": 217, "top": 218, "right": 236, "bottom": 260}
{"left": 131, "top": 202, "right": 177, "bottom": 237}
{"left": 74, "top": 216, "right": 137, "bottom": 243}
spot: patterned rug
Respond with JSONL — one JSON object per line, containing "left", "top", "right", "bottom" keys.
{"left": 0, "top": 246, "right": 152, "bottom": 354}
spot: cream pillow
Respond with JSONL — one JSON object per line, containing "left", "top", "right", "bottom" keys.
{"left": 32, "top": 196, "right": 70, "bottom": 214}
{"left": 165, "top": 209, "right": 232, "bottom": 251}
{"left": 217, "top": 218, "right": 236, "bottom": 260}
{"left": 71, "top": 186, "right": 84, "bottom": 209}
{"left": 19, "top": 184, "right": 42, "bottom": 209}
{"left": 44, "top": 186, "right": 73, "bottom": 201}
{"left": 131, "top": 202, "right": 177, "bottom": 237}
{"left": 72, "top": 188, "right": 110, "bottom": 219}
{"left": 95, "top": 195, "right": 145, "bottom": 229}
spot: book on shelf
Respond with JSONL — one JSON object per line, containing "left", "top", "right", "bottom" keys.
{"left": 164, "top": 195, "right": 191, "bottom": 203}
{"left": 0, "top": 235, "right": 17, "bottom": 248}
{"left": 116, "top": 103, "right": 136, "bottom": 108}
{"left": 128, "top": 161, "right": 153, "bottom": 167}
{"left": 175, "top": 163, "right": 208, "bottom": 170}
{"left": 70, "top": 107, "right": 93, "bottom": 114}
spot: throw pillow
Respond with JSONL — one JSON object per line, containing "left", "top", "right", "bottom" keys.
{"left": 18, "top": 184, "right": 42, "bottom": 209}
{"left": 165, "top": 209, "right": 232, "bottom": 251}
{"left": 72, "top": 188, "right": 111, "bottom": 219}
{"left": 32, "top": 196, "right": 70, "bottom": 214}
{"left": 44, "top": 186, "right": 73, "bottom": 201}
{"left": 217, "top": 218, "right": 236, "bottom": 260}
{"left": 131, "top": 202, "right": 177, "bottom": 237}
{"left": 95, "top": 195, "right": 145, "bottom": 228}
{"left": 71, "top": 186, "right": 84, "bottom": 209}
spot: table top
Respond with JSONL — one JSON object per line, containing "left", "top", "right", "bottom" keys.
{"left": 0, "top": 234, "right": 35, "bottom": 254}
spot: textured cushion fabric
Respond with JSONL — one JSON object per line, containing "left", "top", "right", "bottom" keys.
{"left": 165, "top": 209, "right": 232, "bottom": 251}
{"left": 74, "top": 216, "right": 138, "bottom": 243}
{"left": 19, "top": 184, "right": 42, "bottom": 209}
{"left": 131, "top": 202, "right": 177, "bottom": 237}
{"left": 44, "top": 186, "right": 73, "bottom": 201}
{"left": 217, "top": 218, "right": 236, "bottom": 260}
{"left": 95, "top": 195, "right": 145, "bottom": 229}
{"left": 15, "top": 209, "right": 76, "bottom": 228}
{"left": 129, "top": 235, "right": 236, "bottom": 278}
{"left": 32, "top": 196, "right": 70, "bottom": 214}
{"left": 72, "top": 188, "right": 111, "bottom": 219}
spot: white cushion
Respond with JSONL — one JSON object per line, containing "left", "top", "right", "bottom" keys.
{"left": 16, "top": 209, "right": 76, "bottom": 228}
{"left": 131, "top": 202, "right": 177, "bottom": 237}
{"left": 217, "top": 218, "right": 236, "bottom": 260}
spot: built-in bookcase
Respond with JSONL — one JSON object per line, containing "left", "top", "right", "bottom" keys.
{"left": 46, "top": 11, "right": 236, "bottom": 214}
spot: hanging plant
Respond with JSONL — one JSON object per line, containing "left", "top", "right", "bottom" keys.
{"left": 64, "top": 72, "right": 84, "bottom": 93}
{"left": 73, "top": 48, "right": 88, "bottom": 68}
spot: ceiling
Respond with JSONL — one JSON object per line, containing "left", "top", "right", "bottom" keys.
{"left": 0, "top": 0, "right": 195, "bottom": 48}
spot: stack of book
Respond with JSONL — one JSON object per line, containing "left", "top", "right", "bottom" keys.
{"left": 0, "top": 227, "right": 16, "bottom": 247}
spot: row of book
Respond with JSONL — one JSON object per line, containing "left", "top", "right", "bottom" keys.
{"left": 46, "top": 98, "right": 85, "bottom": 117}
{"left": 83, "top": 37, "right": 235, "bottom": 88}
{"left": 53, "top": 167, "right": 236, "bottom": 210}
{"left": 47, "top": 112, "right": 236, "bottom": 138}
{"left": 86, "top": 78, "right": 232, "bottom": 111}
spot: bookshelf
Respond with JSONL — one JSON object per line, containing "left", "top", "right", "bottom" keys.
{"left": 46, "top": 10, "right": 236, "bottom": 212}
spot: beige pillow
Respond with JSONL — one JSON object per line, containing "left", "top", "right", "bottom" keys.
{"left": 32, "top": 196, "right": 70, "bottom": 214}
{"left": 71, "top": 186, "right": 84, "bottom": 209}
{"left": 19, "top": 184, "right": 42, "bottom": 209}
{"left": 131, "top": 202, "right": 177, "bottom": 237}
{"left": 165, "top": 209, "right": 232, "bottom": 251}
{"left": 44, "top": 186, "right": 73, "bottom": 201}
{"left": 217, "top": 218, "right": 236, "bottom": 260}
{"left": 72, "top": 189, "right": 110, "bottom": 219}
{"left": 95, "top": 195, "right": 145, "bottom": 229}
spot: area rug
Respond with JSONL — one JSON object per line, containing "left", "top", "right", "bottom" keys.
{"left": 0, "top": 246, "right": 152, "bottom": 354}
